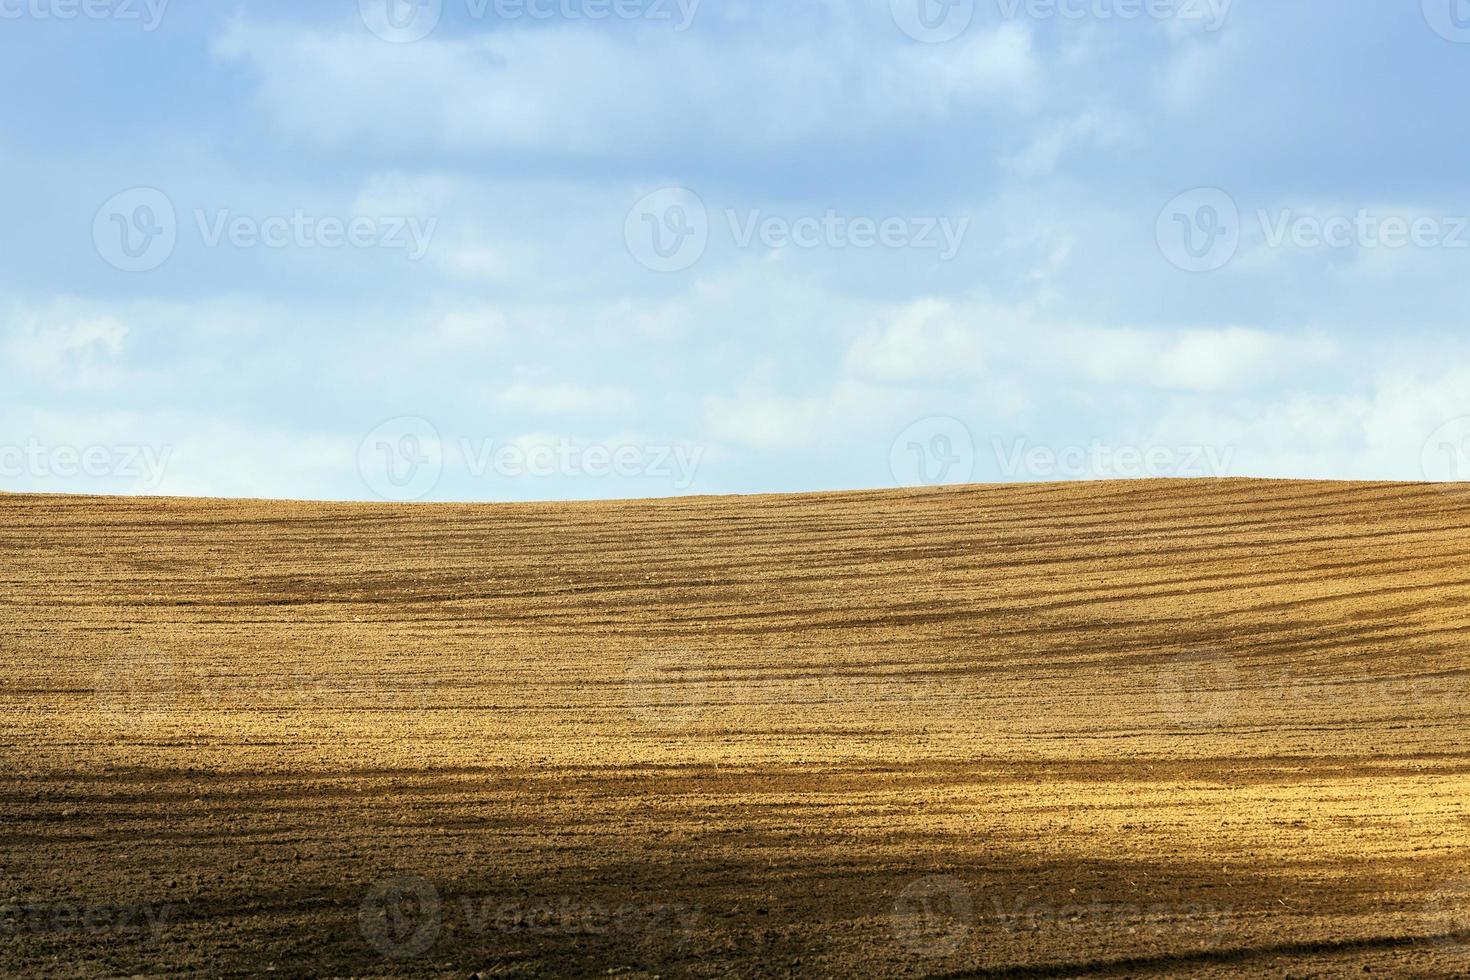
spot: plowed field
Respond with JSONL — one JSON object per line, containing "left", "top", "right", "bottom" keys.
{"left": 3, "top": 480, "right": 1469, "bottom": 976}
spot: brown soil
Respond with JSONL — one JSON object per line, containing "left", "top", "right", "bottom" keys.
{"left": 2, "top": 479, "right": 1469, "bottom": 977}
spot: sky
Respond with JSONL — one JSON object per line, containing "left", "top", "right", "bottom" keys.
{"left": 2, "top": 0, "right": 1469, "bottom": 502}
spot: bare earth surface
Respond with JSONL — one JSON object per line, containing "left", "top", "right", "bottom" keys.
{"left": 3, "top": 479, "right": 1470, "bottom": 977}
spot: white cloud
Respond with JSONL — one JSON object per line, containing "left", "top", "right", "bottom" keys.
{"left": 702, "top": 375, "right": 906, "bottom": 451}
{"left": 1051, "top": 325, "right": 1337, "bottom": 392}
{"left": 841, "top": 299, "right": 1334, "bottom": 393}
{"left": 214, "top": 17, "right": 1037, "bottom": 158}
{"left": 1078, "top": 353, "right": 1470, "bottom": 482}
{"left": 418, "top": 308, "right": 510, "bottom": 351}
{"left": 1362, "top": 364, "right": 1470, "bottom": 474}
{"left": 1004, "top": 108, "right": 1131, "bottom": 177}
{"left": 441, "top": 244, "right": 511, "bottom": 280}
{"left": 4, "top": 307, "right": 129, "bottom": 390}
{"left": 1155, "top": 33, "right": 1237, "bottom": 114}
{"left": 494, "top": 377, "right": 636, "bottom": 416}
{"left": 844, "top": 298, "right": 991, "bottom": 382}
{"left": 0, "top": 407, "right": 351, "bottom": 499}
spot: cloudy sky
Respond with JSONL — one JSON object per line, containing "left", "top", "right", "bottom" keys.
{"left": 3, "top": 0, "right": 1469, "bottom": 501}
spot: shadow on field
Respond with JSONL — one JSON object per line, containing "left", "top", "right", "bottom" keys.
{"left": 4, "top": 764, "right": 1464, "bottom": 976}
{"left": 939, "top": 931, "right": 1470, "bottom": 978}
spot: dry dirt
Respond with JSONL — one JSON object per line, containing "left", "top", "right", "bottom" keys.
{"left": 3, "top": 479, "right": 1470, "bottom": 977}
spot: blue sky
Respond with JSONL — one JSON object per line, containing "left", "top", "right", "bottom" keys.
{"left": 3, "top": 0, "right": 1470, "bottom": 501}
